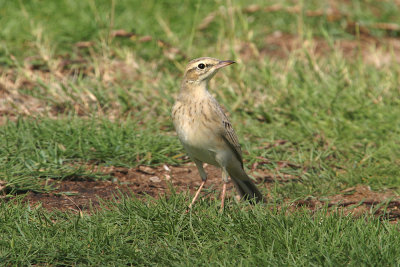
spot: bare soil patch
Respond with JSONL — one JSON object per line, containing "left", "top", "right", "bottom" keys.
{"left": 20, "top": 164, "right": 400, "bottom": 222}
{"left": 22, "top": 164, "right": 244, "bottom": 212}
{"left": 292, "top": 185, "right": 400, "bottom": 222}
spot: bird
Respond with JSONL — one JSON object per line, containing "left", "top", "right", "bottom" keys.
{"left": 171, "top": 57, "right": 264, "bottom": 210}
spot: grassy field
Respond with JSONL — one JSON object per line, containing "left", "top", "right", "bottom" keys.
{"left": 2, "top": 197, "right": 400, "bottom": 266}
{"left": 1, "top": 0, "right": 400, "bottom": 265}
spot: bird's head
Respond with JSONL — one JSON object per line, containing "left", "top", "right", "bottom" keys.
{"left": 182, "top": 57, "right": 235, "bottom": 85}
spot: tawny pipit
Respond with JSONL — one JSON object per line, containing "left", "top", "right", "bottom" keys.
{"left": 172, "top": 57, "right": 264, "bottom": 210}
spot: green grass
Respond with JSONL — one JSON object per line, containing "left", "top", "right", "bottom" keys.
{"left": 1, "top": 0, "right": 400, "bottom": 63}
{"left": 1, "top": 0, "right": 400, "bottom": 265}
{"left": 1, "top": 196, "right": 400, "bottom": 266}
{"left": 0, "top": 118, "right": 181, "bottom": 194}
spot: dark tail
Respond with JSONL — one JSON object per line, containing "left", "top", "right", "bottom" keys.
{"left": 228, "top": 169, "right": 264, "bottom": 203}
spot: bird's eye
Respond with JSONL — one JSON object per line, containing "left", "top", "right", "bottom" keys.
{"left": 198, "top": 63, "right": 205, "bottom": 69}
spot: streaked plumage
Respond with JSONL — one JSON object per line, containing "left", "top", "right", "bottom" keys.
{"left": 172, "top": 57, "right": 264, "bottom": 209}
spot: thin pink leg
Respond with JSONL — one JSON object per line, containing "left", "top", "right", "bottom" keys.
{"left": 220, "top": 182, "right": 227, "bottom": 211}
{"left": 188, "top": 180, "right": 206, "bottom": 210}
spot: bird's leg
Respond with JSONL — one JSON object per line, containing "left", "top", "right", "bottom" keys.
{"left": 188, "top": 180, "right": 206, "bottom": 209}
{"left": 187, "top": 159, "right": 207, "bottom": 211}
{"left": 220, "top": 170, "right": 229, "bottom": 212}
{"left": 220, "top": 183, "right": 227, "bottom": 211}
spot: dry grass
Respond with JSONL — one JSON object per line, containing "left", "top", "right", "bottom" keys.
{"left": 2, "top": 32, "right": 400, "bottom": 126}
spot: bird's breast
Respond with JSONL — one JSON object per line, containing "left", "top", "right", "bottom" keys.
{"left": 172, "top": 100, "right": 224, "bottom": 165}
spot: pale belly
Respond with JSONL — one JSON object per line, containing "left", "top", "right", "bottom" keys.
{"left": 174, "top": 119, "right": 221, "bottom": 166}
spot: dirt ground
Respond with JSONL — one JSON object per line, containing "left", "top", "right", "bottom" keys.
{"left": 20, "top": 163, "right": 400, "bottom": 222}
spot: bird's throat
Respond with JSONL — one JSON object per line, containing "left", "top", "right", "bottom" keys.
{"left": 179, "top": 80, "right": 209, "bottom": 100}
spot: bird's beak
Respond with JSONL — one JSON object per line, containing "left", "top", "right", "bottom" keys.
{"left": 215, "top": 60, "right": 235, "bottom": 69}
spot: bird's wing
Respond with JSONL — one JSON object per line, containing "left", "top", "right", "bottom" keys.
{"left": 211, "top": 99, "right": 244, "bottom": 167}
{"left": 221, "top": 118, "right": 244, "bottom": 167}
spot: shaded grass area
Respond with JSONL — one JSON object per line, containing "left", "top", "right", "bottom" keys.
{"left": 1, "top": 196, "right": 399, "bottom": 266}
